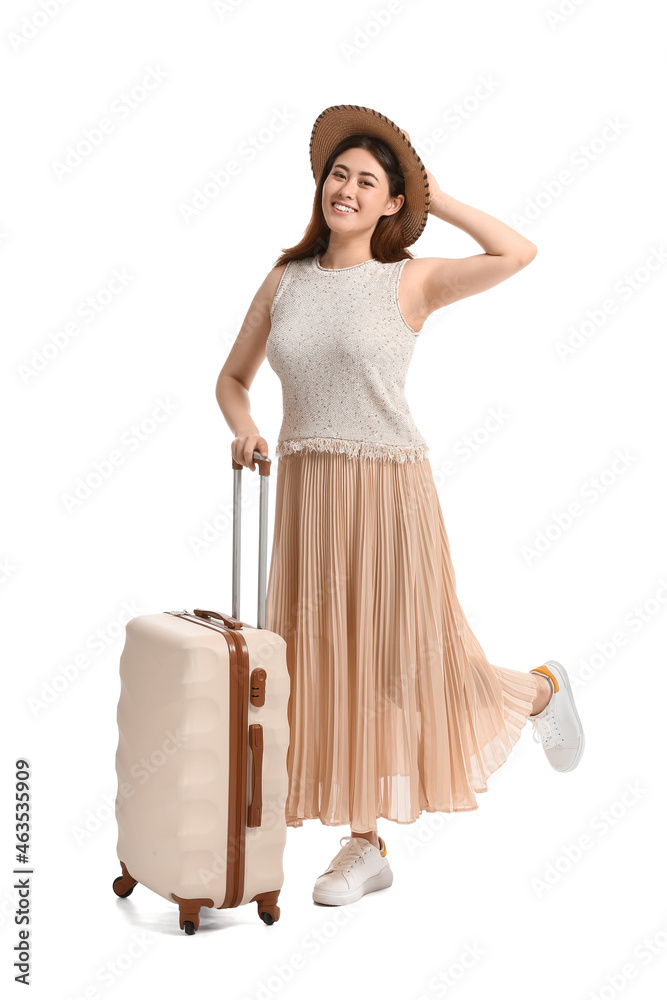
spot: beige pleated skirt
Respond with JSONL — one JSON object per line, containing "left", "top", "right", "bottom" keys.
{"left": 265, "top": 447, "right": 540, "bottom": 833}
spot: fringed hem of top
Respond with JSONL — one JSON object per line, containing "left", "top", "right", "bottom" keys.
{"left": 274, "top": 436, "right": 429, "bottom": 464}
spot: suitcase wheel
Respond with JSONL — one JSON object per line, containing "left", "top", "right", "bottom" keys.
{"left": 113, "top": 863, "right": 138, "bottom": 898}
{"left": 253, "top": 891, "right": 281, "bottom": 924}
{"left": 184, "top": 921, "right": 195, "bottom": 935}
{"left": 112, "top": 876, "right": 135, "bottom": 898}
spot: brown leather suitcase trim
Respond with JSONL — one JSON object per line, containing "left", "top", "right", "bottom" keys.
{"left": 222, "top": 624, "right": 250, "bottom": 908}
{"left": 166, "top": 611, "right": 250, "bottom": 909}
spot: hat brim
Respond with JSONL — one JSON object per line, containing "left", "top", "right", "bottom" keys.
{"left": 309, "top": 104, "right": 430, "bottom": 247}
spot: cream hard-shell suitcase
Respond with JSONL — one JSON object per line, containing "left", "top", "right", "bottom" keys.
{"left": 112, "top": 451, "right": 290, "bottom": 934}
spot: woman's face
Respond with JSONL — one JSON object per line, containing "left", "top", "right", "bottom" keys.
{"left": 322, "top": 146, "right": 404, "bottom": 232}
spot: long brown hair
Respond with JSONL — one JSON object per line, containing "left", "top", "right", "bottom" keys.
{"left": 272, "top": 133, "right": 413, "bottom": 267}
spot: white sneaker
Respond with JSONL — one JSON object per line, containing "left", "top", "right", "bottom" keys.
{"left": 529, "top": 661, "right": 585, "bottom": 772}
{"left": 312, "top": 835, "right": 393, "bottom": 906}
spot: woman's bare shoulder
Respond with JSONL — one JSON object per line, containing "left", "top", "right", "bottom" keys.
{"left": 242, "top": 262, "right": 290, "bottom": 323}
{"left": 266, "top": 261, "right": 289, "bottom": 290}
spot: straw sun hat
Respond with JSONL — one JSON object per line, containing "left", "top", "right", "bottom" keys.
{"left": 309, "top": 104, "right": 431, "bottom": 247}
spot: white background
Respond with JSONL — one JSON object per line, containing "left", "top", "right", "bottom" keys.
{"left": 3, "top": 0, "right": 666, "bottom": 997}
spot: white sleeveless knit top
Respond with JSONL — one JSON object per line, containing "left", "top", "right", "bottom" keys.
{"left": 266, "top": 252, "right": 428, "bottom": 464}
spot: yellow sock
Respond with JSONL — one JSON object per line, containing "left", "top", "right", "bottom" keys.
{"left": 531, "top": 664, "right": 558, "bottom": 695}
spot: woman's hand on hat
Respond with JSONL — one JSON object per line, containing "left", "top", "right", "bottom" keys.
{"left": 424, "top": 166, "right": 445, "bottom": 210}
{"left": 401, "top": 126, "right": 444, "bottom": 208}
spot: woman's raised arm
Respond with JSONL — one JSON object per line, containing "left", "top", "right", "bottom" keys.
{"left": 405, "top": 180, "right": 537, "bottom": 322}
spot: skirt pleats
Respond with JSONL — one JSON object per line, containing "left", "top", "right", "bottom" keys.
{"left": 265, "top": 449, "right": 539, "bottom": 831}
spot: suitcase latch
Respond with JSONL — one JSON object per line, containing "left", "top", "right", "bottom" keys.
{"left": 250, "top": 668, "right": 266, "bottom": 707}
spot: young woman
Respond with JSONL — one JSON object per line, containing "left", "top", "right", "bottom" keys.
{"left": 215, "top": 104, "right": 585, "bottom": 907}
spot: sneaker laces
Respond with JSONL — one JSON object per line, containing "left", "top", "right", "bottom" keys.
{"left": 324, "top": 836, "right": 372, "bottom": 874}
{"left": 531, "top": 705, "right": 565, "bottom": 749}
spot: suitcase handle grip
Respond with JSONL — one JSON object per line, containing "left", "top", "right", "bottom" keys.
{"left": 192, "top": 608, "right": 244, "bottom": 630}
{"left": 231, "top": 453, "right": 271, "bottom": 477}
{"left": 230, "top": 449, "right": 272, "bottom": 630}
{"left": 247, "top": 724, "right": 263, "bottom": 827}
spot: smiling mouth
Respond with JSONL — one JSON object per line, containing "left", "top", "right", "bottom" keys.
{"left": 332, "top": 202, "right": 357, "bottom": 214}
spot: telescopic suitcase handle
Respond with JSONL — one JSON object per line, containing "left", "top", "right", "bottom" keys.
{"left": 225, "top": 448, "right": 271, "bottom": 630}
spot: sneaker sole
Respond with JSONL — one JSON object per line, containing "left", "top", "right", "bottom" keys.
{"left": 543, "top": 659, "right": 585, "bottom": 771}
{"left": 312, "top": 866, "right": 394, "bottom": 906}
